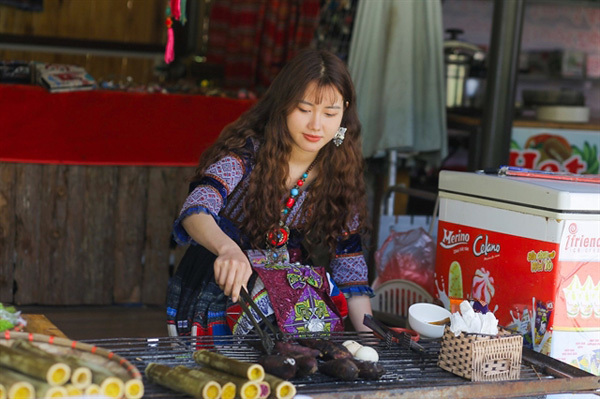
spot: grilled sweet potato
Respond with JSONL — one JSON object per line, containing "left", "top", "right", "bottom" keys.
{"left": 318, "top": 358, "right": 359, "bottom": 381}
{"left": 349, "top": 358, "right": 385, "bottom": 380}
{"left": 297, "top": 339, "right": 352, "bottom": 360}
{"left": 274, "top": 341, "right": 321, "bottom": 358}
{"left": 257, "top": 355, "right": 297, "bottom": 380}
{"left": 289, "top": 354, "right": 318, "bottom": 377}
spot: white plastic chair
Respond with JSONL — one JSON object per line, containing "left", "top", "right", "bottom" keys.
{"left": 371, "top": 279, "right": 433, "bottom": 317}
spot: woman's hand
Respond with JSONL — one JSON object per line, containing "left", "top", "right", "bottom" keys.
{"left": 182, "top": 213, "right": 252, "bottom": 302}
{"left": 213, "top": 245, "right": 253, "bottom": 303}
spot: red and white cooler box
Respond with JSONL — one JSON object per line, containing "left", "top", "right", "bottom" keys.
{"left": 434, "top": 170, "right": 600, "bottom": 375}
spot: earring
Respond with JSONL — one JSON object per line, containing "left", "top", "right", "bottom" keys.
{"left": 333, "top": 127, "right": 347, "bottom": 147}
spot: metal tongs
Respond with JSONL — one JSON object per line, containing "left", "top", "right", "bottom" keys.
{"left": 237, "top": 287, "right": 286, "bottom": 354}
{"left": 363, "top": 314, "right": 426, "bottom": 356}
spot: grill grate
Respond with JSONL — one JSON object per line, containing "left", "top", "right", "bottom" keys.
{"left": 82, "top": 332, "right": 599, "bottom": 398}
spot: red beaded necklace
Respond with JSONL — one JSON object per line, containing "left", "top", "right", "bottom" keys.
{"left": 266, "top": 158, "right": 318, "bottom": 262}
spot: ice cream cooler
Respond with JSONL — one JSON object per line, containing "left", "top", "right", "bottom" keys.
{"left": 434, "top": 170, "right": 600, "bottom": 375}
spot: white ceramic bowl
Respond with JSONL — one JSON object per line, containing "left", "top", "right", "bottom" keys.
{"left": 408, "top": 303, "right": 452, "bottom": 339}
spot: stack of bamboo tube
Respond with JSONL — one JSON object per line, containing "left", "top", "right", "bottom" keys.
{"left": 146, "top": 349, "right": 297, "bottom": 399}
{"left": 0, "top": 340, "right": 144, "bottom": 399}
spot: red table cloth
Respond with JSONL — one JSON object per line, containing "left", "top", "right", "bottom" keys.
{"left": 0, "top": 84, "right": 255, "bottom": 166}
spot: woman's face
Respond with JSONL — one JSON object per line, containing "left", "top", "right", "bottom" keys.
{"left": 286, "top": 82, "right": 344, "bottom": 157}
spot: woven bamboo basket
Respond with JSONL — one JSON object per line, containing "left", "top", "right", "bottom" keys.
{"left": 437, "top": 325, "right": 523, "bottom": 381}
{"left": 1, "top": 330, "right": 144, "bottom": 398}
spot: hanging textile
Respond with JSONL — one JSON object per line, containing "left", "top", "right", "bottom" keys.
{"left": 348, "top": 0, "right": 447, "bottom": 162}
{"left": 313, "top": 0, "right": 359, "bottom": 62}
{"left": 164, "top": 0, "right": 187, "bottom": 64}
{"left": 207, "top": 0, "right": 320, "bottom": 90}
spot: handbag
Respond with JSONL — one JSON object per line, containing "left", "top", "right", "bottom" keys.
{"left": 232, "top": 249, "right": 344, "bottom": 334}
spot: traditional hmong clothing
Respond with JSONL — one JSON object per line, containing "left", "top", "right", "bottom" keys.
{"left": 166, "top": 139, "right": 373, "bottom": 336}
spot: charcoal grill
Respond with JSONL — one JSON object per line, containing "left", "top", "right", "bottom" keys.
{"left": 83, "top": 332, "right": 599, "bottom": 398}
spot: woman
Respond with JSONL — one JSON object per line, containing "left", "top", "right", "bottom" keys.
{"left": 167, "top": 48, "right": 373, "bottom": 337}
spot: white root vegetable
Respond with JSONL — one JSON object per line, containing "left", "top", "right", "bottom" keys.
{"left": 342, "top": 340, "right": 363, "bottom": 356}
{"left": 354, "top": 346, "right": 379, "bottom": 362}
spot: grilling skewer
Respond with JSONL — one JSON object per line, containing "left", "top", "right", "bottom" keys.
{"left": 363, "top": 315, "right": 426, "bottom": 356}
{"left": 237, "top": 287, "right": 287, "bottom": 354}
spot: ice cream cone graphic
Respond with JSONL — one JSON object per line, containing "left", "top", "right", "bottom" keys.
{"left": 563, "top": 275, "right": 581, "bottom": 318}
{"left": 580, "top": 276, "right": 594, "bottom": 319}
{"left": 593, "top": 280, "right": 600, "bottom": 318}
{"left": 448, "top": 261, "right": 463, "bottom": 299}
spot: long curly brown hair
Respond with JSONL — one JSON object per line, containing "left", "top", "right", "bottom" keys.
{"left": 194, "top": 48, "right": 369, "bottom": 256}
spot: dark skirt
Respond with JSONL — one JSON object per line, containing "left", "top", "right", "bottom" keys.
{"left": 166, "top": 244, "right": 273, "bottom": 336}
{"left": 166, "top": 244, "right": 230, "bottom": 335}
{"left": 166, "top": 243, "right": 347, "bottom": 337}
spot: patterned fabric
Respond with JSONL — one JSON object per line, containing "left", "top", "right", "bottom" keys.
{"left": 332, "top": 232, "right": 372, "bottom": 297}
{"left": 228, "top": 260, "right": 348, "bottom": 335}
{"left": 206, "top": 0, "right": 321, "bottom": 89}
{"left": 167, "top": 141, "right": 371, "bottom": 338}
{"left": 173, "top": 155, "right": 245, "bottom": 245}
{"left": 204, "top": 154, "right": 246, "bottom": 193}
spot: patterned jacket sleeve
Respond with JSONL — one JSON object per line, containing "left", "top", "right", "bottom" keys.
{"left": 329, "top": 213, "right": 374, "bottom": 298}
{"left": 172, "top": 153, "right": 246, "bottom": 245}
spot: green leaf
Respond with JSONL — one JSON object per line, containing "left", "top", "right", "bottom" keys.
{"left": 583, "top": 142, "right": 592, "bottom": 162}
{"left": 587, "top": 158, "right": 599, "bottom": 174}
{"left": 0, "top": 319, "right": 14, "bottom": 332}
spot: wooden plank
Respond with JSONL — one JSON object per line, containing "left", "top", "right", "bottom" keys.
{"left": 62, "top": 166, "right": 86, "bottom": 304}
{"left": 113, "top": 166, "right": 149, "bottom": 303}
{"left": 142, "top": 167, "right": 192, "bottom": 305}
{"left": 22, "top": 314, "right": 68, "bottom": 338}
{"left": 13, "top": 164, "right": 43, "bottom": 304}
{"left": 36, "top": 165, "right": 69, "bottom": 304}
{"left": 0, "top": 163, "right": 16, "bottom": 303}
{"left": 0, "top": 0, "right": 165, "bottom": 43}
{"left": 81, "top": 166, "right": 118, "bottom": 304}
{"left": 171, "top": 167, "right": 196, "bottom": 273}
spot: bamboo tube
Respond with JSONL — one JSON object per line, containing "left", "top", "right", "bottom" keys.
{"left": 0, "top": 369, "right": 35, "bottom": 399}
{"left": 84, "top": 383, "right": 101, "bottom": 396}
{"left": 0, "top": 344, "right": 71, "bottom": 386}
{"left": 15, "top": 373, "right": 68, "bottom": 399}
{"left": 53, "top": 354, "right": 124, "bottom": 398}
{"left": 123, "top": 378, "right": 145, "bottom": 399}
{"left": 216, "top": 381, "right": 236, "bottom": 399}
{"left": 11, "top": 341, "right": 92, "bottom": 389}
{"left": 145, "top": 363, "right": 221, "bottom": 399}
{"left": 1, "top": 367, "right": 69, "bottom": 398}
{"left": 65, "top": 354, "right": 135, "bottom": 398}
{"left": 257, "top": 380, "right": 270, "bottom": 399}
{"left": 64, "top": 384, "right": 83, "bottom": 396}
{"left": 98, "top": 376, "right": 124, "bottom": 398}
{"left": 186, "top": 366, "right": 260, "bottom": 399}
{"left": 193, "top": 350, "right": 265, "bottom": 381}
{"left": 263, "top": 373, "right": 296, "bottom": 399}
{"left": 94, "top": 362, "right": 143, "bottom": 399}
{"left": 68, "top": 367, "right": 92, "bottom": 390}
{"left": 175, "top": 366, "right": 237, "bottom": 399}
{"left": 61, "top": 348, "right": 143, "bottom": 399}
